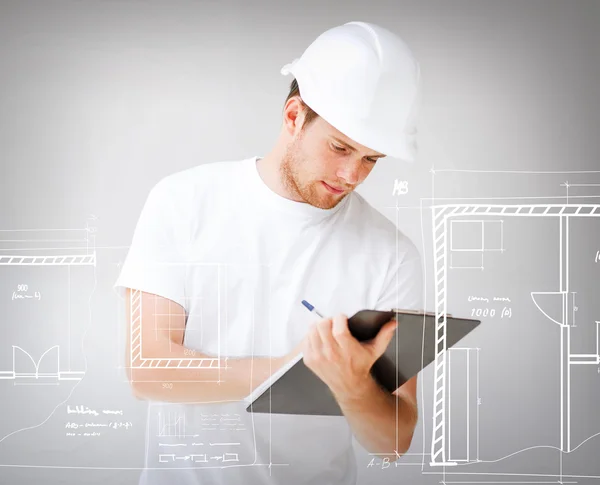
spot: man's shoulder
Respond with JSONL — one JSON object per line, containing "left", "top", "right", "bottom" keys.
{"left": 155, "top": 158, "right": 246, "bottom": 191}
{"left": 147, "top": 158, "right": 248, "bottom": 204}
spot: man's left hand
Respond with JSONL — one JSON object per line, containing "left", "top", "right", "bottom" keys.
{"left": 301, "top": 313, "right": 397, "bottom": 402}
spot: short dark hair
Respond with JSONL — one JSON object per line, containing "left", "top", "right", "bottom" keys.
{"left": 284, "top": 78, "right": 319, "bottom": 131}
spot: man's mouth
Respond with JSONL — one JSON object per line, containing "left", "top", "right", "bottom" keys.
{"left": 322, "top": 182, "right": 345, "bottom": 194}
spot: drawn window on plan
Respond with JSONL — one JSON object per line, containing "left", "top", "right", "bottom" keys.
{"left": 449, "top": 219, "right": 504, "bottom": 269}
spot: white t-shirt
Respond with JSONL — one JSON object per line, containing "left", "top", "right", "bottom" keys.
{"left": 114, "top": 155, "right": 423, "bottom": 485}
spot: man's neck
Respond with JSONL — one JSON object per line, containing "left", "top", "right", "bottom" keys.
{"left": 256, "top": 155, "right": 303, "bottom": 203}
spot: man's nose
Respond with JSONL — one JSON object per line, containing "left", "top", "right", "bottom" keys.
{"left": 336, "top": 159, "right": 362, "bottom": 186}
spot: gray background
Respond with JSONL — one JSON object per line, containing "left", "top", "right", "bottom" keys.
{"left": 1, "top": 0, "right": 599, "bottom": 484}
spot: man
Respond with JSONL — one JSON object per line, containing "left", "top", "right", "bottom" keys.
{"left": 115, "top": 20, "right": 422, "bottom": 485}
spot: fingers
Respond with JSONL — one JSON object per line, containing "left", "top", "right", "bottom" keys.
{"left": 303, "top": 321, "right": 321, "bottom": 368}
{"left": 315, "top": 318, "right": 337, "bottom": 359}
{"left": 331, "top": 313, "right": 353, "bottom": 350}
{"left": 368, "top": 318, "right": 398, "bottom": 358}
{"left": 309, "top": 323, "right": 321, "bottom": 352}
{"left": 303, "top": 317, "right": 337, "bottom": 365}
{"left": 301, "top": 326, "right": 314, "bottom": 357}
{"left": 303, "top": 314, "right": 357, "bottom": 366}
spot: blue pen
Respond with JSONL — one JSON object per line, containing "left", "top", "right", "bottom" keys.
{"left": 301, "top": 299, "right": 324, "bottom": 318}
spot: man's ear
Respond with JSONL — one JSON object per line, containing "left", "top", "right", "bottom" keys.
{"left": 283, "top": 97, "right": 304, "bottom": 135}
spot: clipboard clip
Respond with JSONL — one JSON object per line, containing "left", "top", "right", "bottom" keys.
{"left": 391, "top": 308, "right": 454, "bottom": 318}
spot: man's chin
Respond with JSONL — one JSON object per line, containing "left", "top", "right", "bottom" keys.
{"left": 307, "top": 192, "right": 347, "bottom": 210}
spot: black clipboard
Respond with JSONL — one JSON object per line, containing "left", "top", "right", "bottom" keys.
{"left": 244, "top": 309, "right": 481, "bottom": 416}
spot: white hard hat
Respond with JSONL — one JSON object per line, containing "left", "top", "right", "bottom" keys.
{"left": 280, "top": 21, "right": 421, "bottom": 162}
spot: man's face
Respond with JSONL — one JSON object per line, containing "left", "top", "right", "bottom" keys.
{"left": 280, "top": 116, "right": 385, "bottom": 210}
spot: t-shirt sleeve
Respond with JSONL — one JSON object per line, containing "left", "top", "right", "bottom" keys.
{"left": 373, "top": 237, "right": 424, "bottom": 312}
{"left": 113, "top": 177, "right": 189, "bottom": 311}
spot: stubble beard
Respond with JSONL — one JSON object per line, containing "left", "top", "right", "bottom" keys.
{"left": 280, "top": 143, "right": 347, "bottom": 210}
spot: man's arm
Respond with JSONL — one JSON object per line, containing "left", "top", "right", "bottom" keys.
{"left": 125, "top": 288, "right": 300, "bottom": 403}
{"left": 336, "top": 374, "right": 418, "bottom": 460}
{"left": 341, "top": 243, "right": 422, "bottom": 457}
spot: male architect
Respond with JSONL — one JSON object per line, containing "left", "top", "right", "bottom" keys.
{"left": 115, "top": 20, "right": 423, "bottom": 485}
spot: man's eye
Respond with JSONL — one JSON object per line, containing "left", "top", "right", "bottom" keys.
{"left": 333, "top": 144, "right": 377, "bottom": 163}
